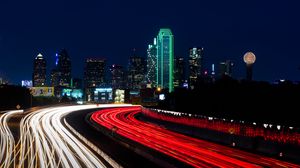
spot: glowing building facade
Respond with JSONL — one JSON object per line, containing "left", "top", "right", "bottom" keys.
{"left": 156, "top": 28, "right": 174, "bottom": 92}
{"left": 146, "top": 38, "right": 157, "bottom": 87}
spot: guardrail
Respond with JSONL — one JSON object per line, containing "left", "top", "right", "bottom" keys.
{"left": 142, "top": 108, "right": 300, "bottom": 146}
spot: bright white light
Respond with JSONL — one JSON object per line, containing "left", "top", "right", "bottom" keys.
{"left": 159, "top": 94, "right": 165, "bottom": 100}
{"left": 277, "top": 125, "right": 281, "bottom": 130}
{"left": 77, "top": 101, "right": 83, "bottom": 104}
{"left": 280, "top": 79, "right": 285, "bottom": 82}
{"left": 15, "top": 104, "right": 131, "bottom": 167}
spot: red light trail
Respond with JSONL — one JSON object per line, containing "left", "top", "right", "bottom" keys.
{"left": 91, "top": 106, "right": 300, "bottom": 168}
{"left": 142, "top": 108, "right": 300, "bottom": 146}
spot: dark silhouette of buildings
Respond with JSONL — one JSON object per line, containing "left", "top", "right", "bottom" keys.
{"left": 174, "top": 57, "right": 186, "bottom": 88}
{"left": 127, "top": 53, "right": 145, "bottom": 90}
{"left": 0, "top": 85, "right": 31, "bottom": 110}
{"left": 160, "top": 79, "right": 300, "bottom": 127}
{"left": 71, "top": 78, "right": 83, "bottom": 89}
{"left": 219, "top": 60, "right": 234, "bottom": 78}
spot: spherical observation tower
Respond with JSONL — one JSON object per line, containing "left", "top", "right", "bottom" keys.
{"left": 243, "top": 52, "right": 256, "bottom": 80}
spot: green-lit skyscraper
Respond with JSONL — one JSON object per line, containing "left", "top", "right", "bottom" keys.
{"left": 156, "top": 28, "right": 174, "bottom": 92}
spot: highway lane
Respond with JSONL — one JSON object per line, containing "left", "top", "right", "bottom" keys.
{"left": 65, "top": 108, "right": 165, "bottom": 168}
{"left": 0, "top": 110, "right": 23, "bottom": 168}
{"left": 1, "top": 104, "right": 129, "bottom": 168}
{"left": 18, "top": 105, "right": 126, "bottom": 168}
{"left": 91, "top": 106, "right": 300, "bottom": 168}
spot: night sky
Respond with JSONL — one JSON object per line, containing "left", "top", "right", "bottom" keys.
{"left": 0, "top": 0, "right": 300, "bottom": 84}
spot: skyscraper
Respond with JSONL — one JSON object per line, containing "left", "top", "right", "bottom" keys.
{"left": 84, "top": 58, "right": 106, "bottom": 88}
{"left": 32, "top": 53, "right": 46, "bottom": 87}
{"left": 156, "top": 28, "right": 174, "bottom": 92}
{"left": 84, "top": 58, "right": 106, "bottom": 101}
{"left": 50, "top": 49, "right": 72, "bottom": 87}
{"left": 219, "top": 60, "right": 234, "bottom": 78}
{"left": 56, "top": 49, "right": 72, "bottom": 87}
{"left": 146, "top": 38, "right": 157, "bottom": 87}
{"left": 50, "top": 68, "right": 60, "bottom": 87}
{"left": 110, "top": 64, "right": 125, "bottom": 89}
{"left": 128, "top": 53, "right": 145, "bottom": 90}
{"left": 189, "top": 47, "right": 203, "bottom": 89}
{"left": 174, "top": 57, "right": 185, "bottom": 88}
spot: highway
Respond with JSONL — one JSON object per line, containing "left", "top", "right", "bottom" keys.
{"left": 0, "top": 110, "right": 23, "bottom": 168}
{"left": 91, "top": 106, "right": 300, "bottom": 168}
{"left": 0, "top": 104, "right": 128, "bottom": 168}
{"left": 65, "top": 108, "right": 166, "bottom": 168}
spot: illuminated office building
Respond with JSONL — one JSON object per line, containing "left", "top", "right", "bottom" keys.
{"left": 156, "top": 28, "right": 174, "bottom": 92}
{"left": 84, "top": 58, "right": 106, "bottom": 88}
{"left": 128, "top": 53, "right": 145, "bottom": 90}
{"left": 110, "top": 64, "right": 125, "bottom": 89}
{"left": 189, "top": 47, "right": 203, "bottom": 89}
{"left": 50, "top": 49, "right": 72, "bottom": 88}
{"left": 146, "top": 38, "right": 157, "bottom": 87}
{"left": 50, "top": 68, "right": 60, "bottom": 87}
{"left": 84, "top": 58, "right": 106, "bottom": 101}
{"left": 56, "top": 49, "right": 72, "bottom": 87}
{"left": 32, "top": 53, "right": 47, "bottom": 87}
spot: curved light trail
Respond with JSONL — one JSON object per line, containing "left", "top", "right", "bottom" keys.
{"left": 1, "top": 104, "right": 129, "bottom": 168}
{"left": 91, "top": 106, "right": 300, "bottom": 168}
{"left": 19, "top": 105, "right": 130, "bottom": 168}
{"left": 0, "top": 110, "right": 23, "bottom": 168}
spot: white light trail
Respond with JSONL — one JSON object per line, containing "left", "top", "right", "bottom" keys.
{"left": 1, "top": 104, "right": 130, "bottom": 168}
{"left": 0, "top": 110, "right": 23, "bottom": 168}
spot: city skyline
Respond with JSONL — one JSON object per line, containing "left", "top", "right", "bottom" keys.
{"left": 0, "top": 1, "right": 300, "bottom": 84}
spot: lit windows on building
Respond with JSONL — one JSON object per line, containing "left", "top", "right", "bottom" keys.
{"left": 32, "top": 53, "right": 47, "bottom": 87}
{"left": 189, "top": 47, "right": 203, "bottom": 89}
